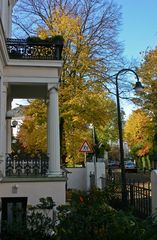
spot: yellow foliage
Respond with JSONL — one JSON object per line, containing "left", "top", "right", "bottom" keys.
{"left": 138, "top": 47, "right": 157, "bottom": 118}
{"left": 19, "top": 9, "right": 117, "bottom": 164}
{"left": 124, "top": 109, "right": 153, "bottom": 157}
{"left": 37, "top": 27, "right": 48, "bottom": 39}
{"left": 46, "top": 9, "right": 82, "bottom": 42}
{"left": 138, "top": 143, "right": 152, "bottom": 157}
{"left": 38, "top": 8, "right": 97, "bottom": 78}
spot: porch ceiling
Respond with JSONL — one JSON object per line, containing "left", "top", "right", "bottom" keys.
{"left": 9, "top": 83, "right": 47, "bottom": 99}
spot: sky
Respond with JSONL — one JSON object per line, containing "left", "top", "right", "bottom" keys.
{"left": 112, "top": 0, "right": 157, "bottom": 118}
{"left": 13, "top": 0, "right": 157, "bottom": 114}
{"left": 115, "top": 0, "right": 157, "bottom": 62}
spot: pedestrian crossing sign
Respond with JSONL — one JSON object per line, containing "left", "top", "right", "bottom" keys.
{"left": 79, "top": 140, "right": 93, "bottom": 153}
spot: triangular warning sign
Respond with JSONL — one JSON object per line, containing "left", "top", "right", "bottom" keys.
{"left": 79, "top": 140, "right": 93, "bottom": 153}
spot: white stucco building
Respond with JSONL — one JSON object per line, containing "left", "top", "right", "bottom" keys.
{"left": 0, "top": 0, "right": 66, "bottom": 228}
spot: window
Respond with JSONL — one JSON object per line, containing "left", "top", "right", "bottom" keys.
{"left": 1, "top": 197, "right": 27, "bottom": 234}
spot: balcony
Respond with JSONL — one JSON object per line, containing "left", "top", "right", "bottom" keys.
{"left": 6, "top": 36, "right": 64, "bottom": 60}
{"left": 6, "top": 153, "right": 49, "bottom": 177}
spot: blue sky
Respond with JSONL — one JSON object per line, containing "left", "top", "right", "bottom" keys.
{"left": 114, "top": 0, "right": 157, "bottom": 118}
{"left": 115, "top": 0, "right": 157, "bottom": 62}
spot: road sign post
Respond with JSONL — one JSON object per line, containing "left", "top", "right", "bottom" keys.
{"left": 79, "top": 140, "right": 93, "bottom": 166}
{"left": 79, "top": 140, "right": 93, "bottom": 153}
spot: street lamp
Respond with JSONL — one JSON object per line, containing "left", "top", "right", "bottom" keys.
{"left": 88, "top": 123, "right": 97, "bottom": 186}
{"left": 115, "top": 68, "right": 143, "bottom": 207}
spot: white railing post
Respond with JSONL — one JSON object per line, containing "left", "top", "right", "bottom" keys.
{"left": 151, "top": 170, "right": 157, "bottom": 214}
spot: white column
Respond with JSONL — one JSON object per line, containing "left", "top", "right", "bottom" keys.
{"left": 151, "top": 170, "right": 157, "bottom": 214}
{"left": 8, "top": 1, "right": 12, "bottom": 37}
{"left": 0, "top": 1, "right": 2, "bottom": 16}
{"left": 1, "top": 0, "right": 8, "bottom": 37}
{"left": 0, "top": 80, "right": 7, "bottom": 177}
{"left": 0, "top": 0, "right": 17, "bottom": 37}
{"left": 6, "top": 97, "right": 12, "bottom": 154}
{"left": 47, "top": 84, "right": 61, "bottom": 176}
{"left": 0, "top": 76, "right": 3, "bottom": 178}
{"left": 8, "top": 0, "right": 18, "bottom": 37}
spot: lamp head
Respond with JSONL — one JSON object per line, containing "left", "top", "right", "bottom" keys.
{"left": 11, "top": 120, "right": 18, "bottom": 128}
{"left": 134, "top": 81, "right": 144, "bottom": 93}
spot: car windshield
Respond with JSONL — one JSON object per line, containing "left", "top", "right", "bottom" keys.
{"left": 125, "top": 162, "right": 136, "bottom": 168}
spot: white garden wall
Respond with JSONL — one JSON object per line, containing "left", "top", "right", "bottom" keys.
{"left": 66, "top": 168, "right": 86, "bottom": 191}
{"left": 66, "top": 161, "right": 105, "bottom": 191}
{"left": 151, "top": 170, "right": 157, "bottom": 214}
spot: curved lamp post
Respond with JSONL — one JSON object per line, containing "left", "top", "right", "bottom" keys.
{"left": 115, "top": 68, "right": 143, "bottom": 207}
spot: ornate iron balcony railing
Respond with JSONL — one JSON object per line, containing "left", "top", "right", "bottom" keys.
{"left": 6, "top": 153, "right": 49, "bottom": 177}
{"left": 6, "top": 38, "right": 63, "bottom": 60}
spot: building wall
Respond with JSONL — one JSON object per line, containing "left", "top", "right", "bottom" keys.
{"left": 151, "top": 170, "right": 157, "bottom": 214}
{"left": 0, "top": 180, "right": 66, "bottom": 206}
{"left": 66, "top": 168, "right": 86, "bottom": 191}
{"left": 86, "top": 162, "right": 105, "bottom": 190}
{"left": 67, "top": 162, "right": 105, "bottom": 191}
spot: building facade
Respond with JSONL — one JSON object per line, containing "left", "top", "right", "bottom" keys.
{"left": 0, "top": 0, "right": 66, "bottom": 228}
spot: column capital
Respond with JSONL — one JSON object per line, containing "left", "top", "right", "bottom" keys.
{"left": 9, "top": 0, "right": 18, "bottom": 7}
{"left": 48, "top": 83, "right": 59, "bottom": 92}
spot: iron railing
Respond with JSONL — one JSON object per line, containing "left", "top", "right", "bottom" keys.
{"left": 127, "top": 182, "right": 151, "bottom": 218}
{"left": 6, "top": 153, "right": 48, "bottom": 176}
{"left": 6, "top": 38, "right": 63, "bottom": 60}
{"left": 104, "top": 172, "right": 151, "bottom": 218}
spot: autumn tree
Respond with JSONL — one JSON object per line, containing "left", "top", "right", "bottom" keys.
{"left": 13, "top": 0, "right": 124, "bottom": 164}
{"left": 17, "top": 100, "right": 47, "bottom": 153}
{"left": 60, "top": 87, "right": 118, "bottom": 164}
{"left": 13, "top": 0, "right": 123, "bottom": 78}
{"left": 137, "top": 48, "right": 157, "bottom": 138}
{"left": 124, "top": 109, "right": 153, "bottom": 158}
{"left": 17, "top": 92, "right": 118, "bottom": 164}
{"left": 135, "top": 47, "right": 157, "bottom": 162}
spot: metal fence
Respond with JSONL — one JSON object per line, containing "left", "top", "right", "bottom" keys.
{"left": 6, "top": 38, "right": 63, "bottom": 60}
{"left": 104, "top": 172, "right": 151, "bottom": 218}
{"left": 127, "top": 182, "right": 151, "bottom": 218}
{"left": 6, "top": 153, "right": 49, "bottom": 176}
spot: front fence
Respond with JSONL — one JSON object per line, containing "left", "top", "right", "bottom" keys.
{"left": 127, "top": 182, "right": 151, "bottom": 218}
{"left": 6, "top": 153, "right": 49, "bottom": 177}
{"left": 104, "top": 173, "right": 151, "bottom": 218}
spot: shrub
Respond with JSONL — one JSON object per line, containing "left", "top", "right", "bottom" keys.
{"left": 55, "top": 189, "right": 145, "bottom": 240}
{"left": 27, "top": 35, "right": 64, "bottom": 45}
{"left": 2, "top": 192, "right": 157, "bottom": 240}
{"left": 1, "top": 197, "right": 56, "bottom": 240}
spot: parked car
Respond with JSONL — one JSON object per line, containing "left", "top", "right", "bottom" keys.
{"left": 108, "top": 160, "right": 120, "bottom": 168}
{"left": 124, "top": 161, "right": 137, "bottom": 173}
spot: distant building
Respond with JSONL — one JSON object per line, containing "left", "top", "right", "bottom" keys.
{"left": 108, "top": 140, "right": 130, "bottom": 161}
